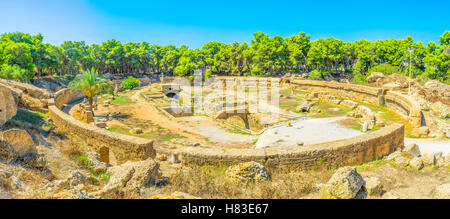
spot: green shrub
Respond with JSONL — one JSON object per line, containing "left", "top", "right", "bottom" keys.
{"left": 307, "top": 69, "right": 323, "bottom": 80}
{"left": 352, "top": 72, "right": 366, "bottom": 84}
{"left": 205, "top": 69, "right": 212, "bottom": 79}
{"left": 11, "top": 108, "right": 46, "bottom": 126}
{"left": 368, "top": 63, "right": 399, "bottom": 75}
{"left": 250, "top": 66, "right": 263, "bottom": 76}
{"left": 0, "top": 64, "right": 35, "bottom": 83}
{"left": 122, "top": 76, "right": 139, "bottom": 89}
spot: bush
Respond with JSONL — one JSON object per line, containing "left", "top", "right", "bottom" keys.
{"left": 368, "top": 64, "right": 399, "bottom": 75}
{"left": 122, "top": 76, "right": 139, "bottom": 89}
{"left": 0, "top": 64, "right": 35, "bottom": 83}
{"left": 250, "top": 66, "right": 263, "bottom": 76}
{"left": 352, "top": 73, "right": 366, "bottom": 84}
{"left": 205, "top": 69, "right": 212, "bottom": 79}
{"left": 307, "top": 69, "right": 323, "bottom": 80}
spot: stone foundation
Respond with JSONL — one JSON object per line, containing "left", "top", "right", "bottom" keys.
{"left": 181, "top": 124, "right": 404, "bottom": 171}
{"left": 290, "top": 79, "right": 425, "bottom": 136}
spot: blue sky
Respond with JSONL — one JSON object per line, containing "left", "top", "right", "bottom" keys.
{"left": 1, "top": 0, "right": 449, "bottom": 48}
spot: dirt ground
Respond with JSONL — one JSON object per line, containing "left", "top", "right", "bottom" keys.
{"left": 358, "top": 164, "right": 450, "bottom": 199}
{"left": 91, "top": 86, "right": 256, "bottom": 150}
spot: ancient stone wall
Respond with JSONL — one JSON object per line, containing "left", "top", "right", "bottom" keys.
{"left": 49, "top": 89, "right": 156, "bottom": 165}
{"left": 291, "top": 80, "right": 381, "bottom": 105}
{"left": 181, "top": 124, "right": 404, "bottom": 171}
{"left": 290, "top": 79, "right": 425, "bottom": 136}
{"left": 53, "top": 89, "right": 84, "bottom": 108}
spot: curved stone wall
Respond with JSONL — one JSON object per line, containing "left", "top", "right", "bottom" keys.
{"left": 53, "top": 88, "right": 84, "bottom": 108}
{"left": 290, "top": 79, "right": 424, "bottom": 136}
{"left": 49, "top": 88, "right": 156, "bottom": 165}
{"left": 181, "top": 124, "right": 404, "bottom": 171}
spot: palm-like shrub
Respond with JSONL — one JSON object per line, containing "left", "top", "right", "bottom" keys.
{"left": 69, "top": 68, "right": 110, "bottom": 112}
{"left": 122, "top": 76, "right": 139, "bottom": 89}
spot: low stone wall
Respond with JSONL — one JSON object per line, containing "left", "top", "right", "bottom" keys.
{"left": 384, "top": 91, "right": 422, "bottom": 126}
{"left": 292, "top": 80, "right": 381, "bottom": 105}
{"left": 49, "top": 89, "right": 156, "bottom": 165}
{"left": 290, "top": 79, "right": 424, "bottom": 136}
{"left": 53, "top": 89, "right": 84, "bottom": 108}
{"left": 181, "top": 124, "right": 404, "bottom": 171}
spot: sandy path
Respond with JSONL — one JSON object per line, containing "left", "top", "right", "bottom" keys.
{"left": 127, "top": 87, "right": 255, "bottom": 146}
{"left": 176, "top": 116, "right": 256, "bottom": 145}
{"left": 123, "top": 88, "right": 204, "bottom": 142}
{"left": 256, "top": 117, "right": 363, "bottom": 148}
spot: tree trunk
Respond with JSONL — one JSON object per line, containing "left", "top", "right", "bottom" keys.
{"left": 88, "top": 95, "right": 95, "bottom": 117}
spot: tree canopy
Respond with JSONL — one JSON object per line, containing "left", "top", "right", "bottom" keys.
{"left": 0, "top": 31, "right": 449, "bottom": 84}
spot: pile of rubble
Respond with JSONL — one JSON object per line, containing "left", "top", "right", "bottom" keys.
{"left": 385, "top": 143, "right": 449, "bottom": 169}
{"left": 0, "top": 79, "right": 53, "bottom": 113}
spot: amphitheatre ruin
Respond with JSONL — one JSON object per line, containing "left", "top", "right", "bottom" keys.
{"left": 1, "top": 69, "right": 449, "bottom": 199}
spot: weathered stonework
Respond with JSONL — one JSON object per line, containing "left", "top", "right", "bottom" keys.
{"left": 53, "top": 89, "right": 84, "bottom": 108}
{"left": 181, "top": 124, "right": 404, "bottom": 171}
{"left": 49, "top": 88, "right": 156, "bottom": 165}
{"left": 290, "top": 79, "right": 425, "bottom": 137}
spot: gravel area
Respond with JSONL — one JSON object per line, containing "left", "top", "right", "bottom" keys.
{"left": 256, "top": 117, "right": 363, "bottom": 148}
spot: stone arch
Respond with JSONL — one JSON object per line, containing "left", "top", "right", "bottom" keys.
{"left": 99, "top": 147, "right": 110, "bottom": 164}
{"left": 165, "top": 92, "right": 177, "bottom": 98}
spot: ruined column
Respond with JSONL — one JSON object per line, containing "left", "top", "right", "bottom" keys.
{"left": 85, "top": 111, "right": 94, "bottom": 123}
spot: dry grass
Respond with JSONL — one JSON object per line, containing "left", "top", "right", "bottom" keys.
{"left": 59, "top": 139, "right": 82, "bottom": 157}
{"left": 153, "top": 165, "right": 334, "bottom": 199}
{"left": 5, "top": 166, "right": 51, "bottom": 199}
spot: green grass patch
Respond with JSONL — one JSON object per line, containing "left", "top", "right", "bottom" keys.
{"left": 200, "top": 165, "right": 228, "bottom": 177}
{"left": 227, "top": 128, "right": 251, "bottom": 135}
{"left": 245, "top": 89, "right": 260, "bottom": 93}
{"left": 313, "top": 112, "right": 332, "bottom": 118}
{"left": 293, "top": 96, "right": 304, "bottom": 102}
{"left": 204, "top": 138, "right": 215, "bottom": 145}
{"left": 356, "top": 159, "right": 387, "bottom": 171}
{"left": 73, "top": 154, "right": 110, "bottom": 184}
{"left": 407, "top": 135, "right": 436, "bottom": 139}
{"left": 280, "top": 103, "right": 297, "bottom": 108}
{"left": 111, "top": 95, "right": 134, "bottom": 105}
{"left": 350, "top": 122, "right": 362, "bottom": 131}
{"left": 160, "top": 134, "right": 185, "bottom": 141}
{"left": 311, "top": 102, "right": 352, "bottom": 118}
{"left": 357, "top": 101, "right": 412, "bottom": 136}
{"left": 11, "top": 108, "right": 47, "bottom": 126}
{"left": 107, "top": 126, "right": 130, "bottom": 134}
